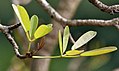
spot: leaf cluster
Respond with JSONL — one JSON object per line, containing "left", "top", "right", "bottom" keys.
{"left": 58, "top": 26, "right": 117, "bottom": 57}
{"left": 12, "top": 4, "right": 53, "bottom": 53}
{"left": 12, "top": 4, "right": 117, "bottom": 59}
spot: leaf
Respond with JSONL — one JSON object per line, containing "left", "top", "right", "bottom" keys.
{"left": 34, "top": 24, "right": 53, "bottom": 39}
{"left": 12, "top": 4, "right": 30, "bottom": 32}
{"left": 66, "top": 50, "right": 84, "bottom": 56}
{"left": 71, "top": 31, "right": 97, "bottom": 50}
{"left": 80, "top": 46, "right": 117, "bottom": 56}
{"left": 63, "top": 26, "right": 70, "bottom": 53}
{"left": 59, "top": 30, "right": 63, "bottom": 55}
{"left": 29, "top": 15, "right": 38, "bottom": 38}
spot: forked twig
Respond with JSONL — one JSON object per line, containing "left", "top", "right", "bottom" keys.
{"left": 88, "top": 0, "right": 119, "bottom": 14}
{"left": 36, "top": 0, "right": 119, "bottom": 27}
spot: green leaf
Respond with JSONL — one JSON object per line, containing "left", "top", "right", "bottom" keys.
{"left": 34, "top": 24, "right": 53, "bottom": 39}
{"left": 71, "top": 31, "right": 97, "bottom": 50}
{"left": 58, "top": 30, "right": 63, "bottom": 55}
{"left": 12, "top": 4, "right": 30, "bottom": 32}
{"left": 66, "top": 50, "right": 84, "bottom": 56}
{"left": 80, "top": 46, "right": 117, "bottom": 56}
{"left": 63, "top": 26, "right": 70, "bottom": 53}
{"left": 29, "top": 15, "right": 38, "bottom": 38}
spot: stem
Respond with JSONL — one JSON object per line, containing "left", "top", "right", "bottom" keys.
{"left": 69, "top": 33, "right": 75, "bottom": 44}
{"left": 32, "top": 55, "right": 80, "bottom": 59}
{"left": 62, "top": 55, "right": 80, "bottom": 58}
{"left": 26, "top": 32, "right": 36, "bottom": 42}
{"left": 26, "top": 32, "right": 35, "bottom": 53}
{"left": 32, "top": 55, "right": 61, "bottom": 59}
{"left": 27, "top": 41, "right": 32, "bottom": 53}
{"left": 26, "top": 32, "right": 31, "bottom": 41}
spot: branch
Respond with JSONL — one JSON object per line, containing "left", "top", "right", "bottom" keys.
{"left": 0, "top": 23, "right": 31, "bottom": 59}
{"left": 67, "top": 18, "right": 119, "bottom": 26}
{"left": 36, "top": 0, "right": 119, "bottom": 28}
{"left": 88, "top": 0, "right": 119, "bottom": 14}
{"left": 8, "top": 23, "right": 21, "bottom": 30}
{"left": 4, "top": 0, "right": 118, "bottom": 60}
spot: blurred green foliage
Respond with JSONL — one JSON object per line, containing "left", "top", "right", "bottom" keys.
{"left": 0, "top": 0, "right": 119, "bottom": 71}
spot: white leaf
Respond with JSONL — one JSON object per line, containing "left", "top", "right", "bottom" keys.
{"left": 71, "top": 31, "right": 97, "bottom": 50}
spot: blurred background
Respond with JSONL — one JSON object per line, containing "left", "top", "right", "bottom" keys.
{"left": 0, "top": 0, "right": 119, "bottom": 71}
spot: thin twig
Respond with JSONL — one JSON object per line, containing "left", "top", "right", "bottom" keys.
{"left": 8, "top": 23, "right": 21, "bottom": 30}
{"left": 33, "top": 37, "right": 45, "bottom": 54}
{"left": 88, "top": 0, "right": 119, "bottom": 14}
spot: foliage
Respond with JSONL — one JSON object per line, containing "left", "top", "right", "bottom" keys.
{"left": 12, "top": 4, "right": 53, "bottom": 53}
{"left": 33, "top": 26, "right": 117, "bottom": 58}
{"left": 12, "top": 4, "right": 117, "bottom": 58}
{"left": 58, "top": 26, "right": 117, "bottom": 57}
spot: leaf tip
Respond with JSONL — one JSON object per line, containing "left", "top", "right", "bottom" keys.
{"left": 90, "top": 31, "right": 97, "bottom": 36}
{"left": 110, "top": 46, "right": 117, "bottom": 51}
{"left": 12, "top": 4, "right": 15, "bottom": 7}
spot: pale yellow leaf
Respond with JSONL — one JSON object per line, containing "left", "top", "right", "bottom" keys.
{"left": 71, "top": 31, "right": 97, "bottom": 50}
{"left": 80, "top": 46, "right": 117, "bottom": 56}
{"left": 66, "top": 50, "right": 84, "bottom": 56}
